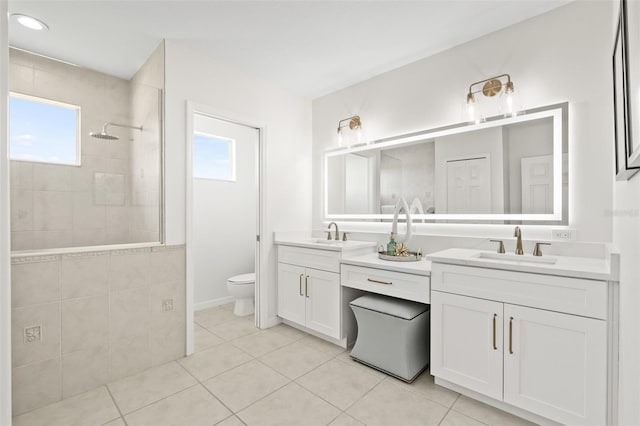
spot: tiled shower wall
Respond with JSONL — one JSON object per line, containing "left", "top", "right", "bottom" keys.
{"left": 9, "top": 44, "right": 163, "bottom": 250}
{"left": 129, "top": 43, "right": 164, "bottom": 242}
{"left": 11, "top": 245, "right": 186, "bottom": 415}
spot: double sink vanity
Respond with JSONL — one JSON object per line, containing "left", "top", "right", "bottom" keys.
{"left": 274, "top": 233, "right": 619, "bottom": 426}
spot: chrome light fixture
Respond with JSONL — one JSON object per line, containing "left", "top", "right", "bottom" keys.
{"left": 337, "top": 115, "right": 362, "bottom": 147}
{"left": 465, "top": 74, "right": 518, "bottom": 122}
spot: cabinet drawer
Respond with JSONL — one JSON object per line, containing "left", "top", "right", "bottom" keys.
{"left": 341, "top": 264, "right": 430, "bottom": 303}
{"left": 278, "top": 245, "right": 340, "bottom": 273}
{"left": 431, "top": 263, "right": 607, "bottom": 319}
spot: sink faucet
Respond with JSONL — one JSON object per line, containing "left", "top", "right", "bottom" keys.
{"left": 514, "top": 226, "right": 524, "bottom": 255}
{"left": 328, "top": 222, "right": 339, "bottom": 241}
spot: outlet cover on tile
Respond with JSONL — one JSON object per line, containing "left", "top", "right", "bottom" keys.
{"left": 162, "top": 299, "right": 174, "bottom": 311}
{"left": 24, "top": 325, "right": 42, "bottom": 343}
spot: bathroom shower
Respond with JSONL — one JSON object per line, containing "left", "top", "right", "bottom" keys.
{"left": 89, "top": 122, "right": 143, "bottom": 140}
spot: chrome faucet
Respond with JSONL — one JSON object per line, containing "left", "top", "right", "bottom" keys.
{"left": 328, "top": 222, "right": 339, "bottom": 241}
{"left": 514, "top": 226, "right": 524, "bottom": 255}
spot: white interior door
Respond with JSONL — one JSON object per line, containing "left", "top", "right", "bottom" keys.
{"left": 344, "top": 153, "right": 370, "bottom": 214}
{"left": 521, "top": 155, "right": 553, "bottom": 214}
{"left": 431, "top": 291, "right": 504, "bottom": 400}
{"left": 446, "top": 157, "right": 491, "bottom": 213}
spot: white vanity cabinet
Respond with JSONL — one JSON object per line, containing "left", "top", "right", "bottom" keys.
{"left": 430, "top": 262, "right": 610, "bottom": 426}
{"left": 277, "top": 261, "right": 340, "bottom": 339}
{"left": 276, "top": 243, "right": 374, "bottom": 343}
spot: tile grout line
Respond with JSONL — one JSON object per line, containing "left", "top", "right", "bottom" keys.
{"left": 104, "top": 384, "right": 129, "bottom": 426}
{"left": 115, "top": 381, "right": 203, "bottom": 421}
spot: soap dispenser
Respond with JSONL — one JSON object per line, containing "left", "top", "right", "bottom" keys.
{"left": 387, "top": 232, "right": 397, "bottom": 255}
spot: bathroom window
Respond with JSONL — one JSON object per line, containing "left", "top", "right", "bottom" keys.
{"left": 9, "top": 93, "right": 81, "bottom": 166}
{"left": 192, "top": 132, "right": 236, "bottom": 181}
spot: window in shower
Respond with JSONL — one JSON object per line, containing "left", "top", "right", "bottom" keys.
{"left": 192, "top": 132, "right": 236, "bottom": 181}
{"left": 9, "top": 93, "right": 81, "bottom": 165}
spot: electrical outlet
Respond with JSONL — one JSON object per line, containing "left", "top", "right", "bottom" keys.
{"left": 24, "top": 325, "right": 41, "bottom": 343}
{"left": 552, "top": 229, "right": 575, "bottom": 241}
{"left": 162, "top": 299, "right": 174, "bottom": 312}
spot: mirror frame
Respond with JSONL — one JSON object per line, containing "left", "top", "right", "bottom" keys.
{"left": 323, "top": 103, "right": 567, "bottom": 223}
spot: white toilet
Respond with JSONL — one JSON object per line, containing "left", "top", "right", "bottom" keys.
{"left": 226, "top": 273, "right": 255, "bottom": 316}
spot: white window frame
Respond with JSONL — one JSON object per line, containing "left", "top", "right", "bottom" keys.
{"left": 9, "top": 92, "right": 82, "bottom": 166}
{"left": 192, "top": 131, "right": 236, "bottom": 182}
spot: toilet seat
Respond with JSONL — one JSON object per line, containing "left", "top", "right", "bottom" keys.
{"left": 228, "top": 273, "right": 255, "bottom": 285}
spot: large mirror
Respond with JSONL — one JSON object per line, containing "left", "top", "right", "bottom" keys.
{"left": 325, "top": 103, "right": 568, "bottom": 224}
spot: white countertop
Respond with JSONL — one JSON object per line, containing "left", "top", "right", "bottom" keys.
{"left": 427, "top": 248, "right": 615, "bottom": 281}
{"left": 341, "top": 252, "right": 432, "bottom": 276}
{"left": 274, "top": 236, "right": 377, "bottom": 252}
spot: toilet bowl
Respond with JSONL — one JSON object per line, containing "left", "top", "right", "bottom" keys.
{"left": 226, "top": 273, "right": 255, "bottom": 316}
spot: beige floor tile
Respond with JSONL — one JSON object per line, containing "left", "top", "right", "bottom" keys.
{"left": 107, "top": 361, "right": 197, "bottom": 414}
{"left": 194, "top": 324, "right": 225, "bottom": 353}
{"left": 178, "top": 342, "right": 253, "bottom": 381}
{"left": 452, "top": 396, "right": 536, "bottom": 426}
{"left": 299, "top": 334, "right": 345, "bottom": 356}
{"left": 347, "top": 380, "right": 449, "bottom": 426}
{"left": 124, "top": 384, "right": 231, "bottom": 426}
{"left": 195, "top": 307, "right": 238, "bottom": 329}
{"left": 206, "top": 318, "right": 259, "bottom": 341}
{"left": 269, "top": 323, "right": 309, "bottom": 341}
{"left": 204, "top": 359, "right": 289, "bottom": 411}
{"left": 237, "top": 382, "right": 340, "bottom": 426}
{"left": 215, "top": 415, "right": 245, "bottom": 426}
{"left": 12, "top": 386, "right": 119, "bottom": 426}
{"left": 335, "top": 353, "right": 388, "bottom": 380}
{"left": 231, "top": 329, "right": 294, "bottom": 357}
{"left": 440, "top": 410, "right": 487, "bottom": 426}
{"left": 102, "top": 419, "right": 126, "bottom": 426}
{"left": 328, "top": 413, "right": 366, "bottom": 426}
{"left": 388, "top": 369, "right": 459, "bottom": 407}
{"left": 259, "top": 340, "right": 334, "bottom": 379}
{"left": 297, "top": 358, "right": 382, "bottom": 410}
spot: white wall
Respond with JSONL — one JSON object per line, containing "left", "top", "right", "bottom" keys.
{"left": 192, "top": 115, "right": 257, "bottom": 307}
{"left": 612, "top": 1, "right": 640, "bottom": 424}
{"left": 164, "top": 40, "right": 312, "bottom": 325}
{"left": 312, "top": 1, "right": 613, "bottom": 243}
{"left": 0, "top": 2, "right": 12, "bottom": 422}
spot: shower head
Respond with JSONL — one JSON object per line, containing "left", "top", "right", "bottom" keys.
{"left": 89, "top": 122, "right": 143, "bottom": 141}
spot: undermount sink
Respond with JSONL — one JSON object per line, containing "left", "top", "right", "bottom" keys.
{"left": 475, "top": 251, "right": 558, "bottom": 265}
{"left": 307, "top": 238, "right": 344, "bottom": 245}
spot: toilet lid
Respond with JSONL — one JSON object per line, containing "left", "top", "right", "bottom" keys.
{"left": 228, "top": 273, "right": 255, "bottom": 284}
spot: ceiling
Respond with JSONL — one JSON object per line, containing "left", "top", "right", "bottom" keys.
{"left": 8, "top": 1, "right": 572, "bottom": 99}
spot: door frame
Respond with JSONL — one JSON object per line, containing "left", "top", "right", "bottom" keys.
{"left": 185, "top": 101, "right": 266, "bottom": 355}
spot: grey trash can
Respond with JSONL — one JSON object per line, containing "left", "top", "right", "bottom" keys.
{"left": 349, "top": 294, "right": 430, "bottom": 383}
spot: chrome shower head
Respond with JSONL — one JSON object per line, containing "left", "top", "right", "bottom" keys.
{"left": 89, "top": 122, "right": 143, "bottom": 141}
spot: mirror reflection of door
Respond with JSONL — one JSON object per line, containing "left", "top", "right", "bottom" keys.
{"left": 521, "top": 155, "right": 553, "bottom": 214}
{"left": 446, "top": 157, "right": 491, "bottom": 214}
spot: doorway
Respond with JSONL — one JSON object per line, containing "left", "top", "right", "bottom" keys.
{"left": 185, "top": 103, "right": 263, "bottom": 355}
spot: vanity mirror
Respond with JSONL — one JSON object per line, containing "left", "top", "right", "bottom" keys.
{"left": 325, "top": 103, "right": 568, "bottom": 224}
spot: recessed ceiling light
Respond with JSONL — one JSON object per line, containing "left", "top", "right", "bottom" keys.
{"left": 11, "top": 14, "right": 49, "bottom": 31}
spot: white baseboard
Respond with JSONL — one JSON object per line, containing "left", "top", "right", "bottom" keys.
{"left": 194, "top": 296, "right": 234, "bottom": 311}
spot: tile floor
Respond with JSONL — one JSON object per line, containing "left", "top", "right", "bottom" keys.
{"left": 12, "top": 304, "right": 537, "bottom": 426}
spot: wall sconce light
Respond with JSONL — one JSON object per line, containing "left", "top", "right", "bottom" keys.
{"left": 465, "top": 74, "right": 519, "bottom": 122}
{"left": 337, "top": 115, "right": 363, "bottom": 147}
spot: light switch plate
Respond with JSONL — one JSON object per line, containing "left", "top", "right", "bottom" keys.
{"left": 162, "top": 299, "right": 174, "bottom": 311}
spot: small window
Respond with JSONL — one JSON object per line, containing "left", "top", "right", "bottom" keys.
{"left": 9, "top": 93, "right": 81, "bottom": 166}
{"left": 192, "top": 132, "right": 236, "bottom": 181}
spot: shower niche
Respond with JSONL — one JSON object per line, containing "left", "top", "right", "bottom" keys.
{"left": 8, "top": 43, "right": 164, "bottom": 250}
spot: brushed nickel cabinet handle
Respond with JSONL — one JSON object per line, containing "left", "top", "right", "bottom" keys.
{"left": 493, "top": 313, "right": 497, "bottom": 350}
{"left": 305, "top": 275, "right": 309, "bottom": 298}
{"left": 367, "top": 278, "right": 392, "bottom": 285}
{"left": 509, "top": 316, "right": 514, "bottom": 354}
{"left": 299, "top": 274, "right": 304, "bottom": 296}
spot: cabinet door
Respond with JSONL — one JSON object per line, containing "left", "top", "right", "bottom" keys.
{"left": 504, "top": 304, "right": 607, "bottom": 426}
{"left": 277, "top": 263, "right": 306, "bottom": 326}
{"left": 305, "top": 269, "right": 341, "bottom": 340}
{"left": 431, "top": 291, "right": 503, "bottom": 400}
